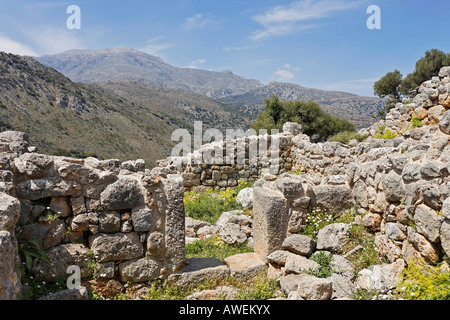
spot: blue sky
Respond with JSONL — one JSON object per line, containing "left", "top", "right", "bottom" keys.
{"left": 0, "top": 0, "right": 449, "bottom": 97}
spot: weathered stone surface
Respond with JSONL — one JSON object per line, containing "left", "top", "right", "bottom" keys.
{"left": 440, "top": 219, "right": 450, "bottom": 257}
{"left": 187, "top": 285, "right": 238, "bottom": 300}
{"left": 131, "top": 208, "right": 157, "bottom": 232}
{"left": 97, "top": 211, "right": 121, "bottom": 233}
{"left": 382, "top": 171, "right": 405, "bottom": 203}
{"left": 15, "top": 178, "right": 76, "bottom": 200}
{"left": 282, "top": 234, "right": 316, "bottom": 256}
{"left": 89, "top": 233, "right": 143, "bottom": 263}
{"left": 374, "top": 234, "right": 402, "bottom": 263}
{"left": 224, "top": 252, "right": 266, "bottom": 280}
{"left": 356, "top": 259, "right": 405, "bottom": 291}
{"left": 407, "top": 226, "right": 440, "bottom": 264}
{"left": 0, "top": 231, "right": 20, "bottom": 300}
{"left": 19, "top": 220, "right": 66, "bottom": 250}
{"left": 421, "top": 183, "right": 442, "bottom": 210}
{"left": 313, "top": 184, "right": 352, "bottom": 212}
{"left": 443, "top": 197, "right": 450, "bottom": 220}
{"left": 414, "top": 204, "right": 441, "bottom": 243}
{"left": 328, "top": 273, "right": 355, "bottom": 299}
{"left": 385, "top": 222, "right": 406, "bottom": 241}
{"left": 295, "top": 274, "right": 333, "bottom": 300}
{"left": 100, "top": 177, "right": 145, "bottom": 210}
{"left": 119, "top": 257, "right": 160, "bottom": 283}
{"left": 146, "top": 231, "right": 164, "bottom": 256}
{"left": 32, "top": 243, "right": 91, "bottom": 280}
{"left": 0, "top": 192, "right": 20, "bottom": 233}
{"left": 169, "top": 258, "right": 230, "bottom": 288}
{"left": 267, "top": 250, "right": 296, "bottom": 266}
{"left": 162, "top": 174, "right": 185, "bottom": 272}
{"left": 252, "top": 187, "right": 288, "bottom": 262}
{"left": 219, "top": 223, "right": 247, "bottom": 245}
{"left": 70, "top": 213, "right": 89, "bottom": 232}
{"left": 38, "top": 287, "right": 88, "bottom": 300}
{"left": 316, "top": 223, "right": 349, "bottom": 251}
{"left": 276, "top": 174, "right": 304, "bottom": 198}
{"left": 236, "top": 187, "right": 253, "bottom": 208}
{"left": 439, "top": 110, "right": 450, "bottom": 134}
{"left": 216, "top": 210, "right": 251, "bottom": 228}
{"left": 284, "top": 254, "right": 320, "bottom": 275}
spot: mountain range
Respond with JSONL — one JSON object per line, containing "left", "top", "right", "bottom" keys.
{"left": 36, "top": 47, "right": 384, "bottom": 128}
{"left": 0, "top": 47, "right": 384, "bottom": 166}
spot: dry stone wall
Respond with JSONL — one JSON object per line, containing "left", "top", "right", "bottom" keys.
{"left": 155, "top": 66, "right": 450, "bottom": 268}
{"left": 0, "top": 132, "right": 186, "bottom": 299}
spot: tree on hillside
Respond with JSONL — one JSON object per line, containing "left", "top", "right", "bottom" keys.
{"left": 373, "top": 48, "right": 450, "bottom": 119}
{"left": 251, "top": 94, "right": 355, "bottom": 142}
{"left": 399, "top": 49, "right": 450, "bottom": 95}
{"left": 372, "top": 70, "right": 403, "bottom": 120}
{"left": 373, "top": 70, "right": 403, "bottom": 100}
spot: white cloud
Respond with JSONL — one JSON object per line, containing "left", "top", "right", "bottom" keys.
{"left": 29, "top": 27, "right": 85, "bottom": 54}
{"left": 251, "top": 0, "right": 360, "bottom": 40}
{"left": 184, "top": 58, "right": 206, "bottom": 69}
{"left": 273, "top": 69, "right": 295, "bottom": 81}
{"left": 140, "top": 36, "right": 174, "bottom": 56}
{"left": 0, "top": 35, "right": 37, "bottom": 56}
{"left": 182, "top": 13, "right": 216, "bottom": 32}
{"left": 222, "top": 45, "right": 259, "bottom": 52}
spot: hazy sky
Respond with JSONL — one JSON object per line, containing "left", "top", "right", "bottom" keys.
{"left": 0, "top": 0, "right": 449, "bottom": 96}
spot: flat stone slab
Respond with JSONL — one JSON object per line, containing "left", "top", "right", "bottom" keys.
{"left": 224, "top": 252, "right": 267, "bottom": 280}
{"left": 168, "top": 258, "right": 230, "bottom": 288}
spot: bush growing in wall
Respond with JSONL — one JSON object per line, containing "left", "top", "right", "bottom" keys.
{"left": 251, "top": 94, "right": 356, "bottom": 142}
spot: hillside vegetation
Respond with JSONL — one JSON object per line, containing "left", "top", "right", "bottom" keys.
{"left": 0, "top": 52, "right": 178, "bottom": 166}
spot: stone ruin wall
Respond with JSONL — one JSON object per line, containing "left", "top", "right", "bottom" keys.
{"left": 154, "top": 66, "right": 450, "bottom": 268}
{"left": 1, "top": 66, "right": 450, "bottom": 300}
{"left": 0, "top": 132, "right": 185, "bottom": 299}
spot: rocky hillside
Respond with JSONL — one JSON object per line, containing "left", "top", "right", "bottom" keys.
{"left": 219, "top": 81, "right": 386, "bottom": 128}
{"left": 36, "top": 47, "right": 264, "bottom": 99}
{"left": 0, "top": 52, "right": 254, "bottom": 166}
{"left": 93, "top": 80, "right": 252, "bottom": 132}
{"left": 0, "top": 52, "right": 182, "bottom": 166}
{"left": 36, "top": 47, "right": 385, "bottom": 128}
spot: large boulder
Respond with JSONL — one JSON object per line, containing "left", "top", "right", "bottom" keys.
{"left": 313, "top": 185, "right": 352, "bottom": 212}
{"left": 439, "top": 110, "right": 450, "bottom": 134}
{"left": 0, "top": 193, "right": 20, "bottom": 234}
{"left": 316, "top": 223, "right": 349, "bottom": 251}
{"left": 236, "top": 188, "right": 253, "bottom": 208}
{"left": 168, "top": 258, "right": 230, "bottom": 288}
{"left": 0, "top": 231, "right": 21, "bottom": 300}
{"left": 282, "top": 234, "right": 316, "bottom": 256}
{"left": 119, "top": 257, "right": 160, "bottom": 283}
{"left": 100, "top": 177, "right": 145, "bottom": 211}
{"left": 89, "top": 233, "right": 144, "bottom": 263}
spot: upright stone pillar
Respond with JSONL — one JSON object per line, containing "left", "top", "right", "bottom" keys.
{"left": 252, "top": 187, "right": 288, "bottom": 262}
{"left": 162, "top": 174, "right": 186, "bottom": 273}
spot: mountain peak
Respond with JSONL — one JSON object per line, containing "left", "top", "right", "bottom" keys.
{"left": 36, "top": 48, "right": 263, "bottom": 99}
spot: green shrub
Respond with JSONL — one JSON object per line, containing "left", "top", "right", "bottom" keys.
{"left": 341, "top": 223, "right": 384, "bottom": 273}
{"left": 394, "top": 260, "right": 450, "bottom": 300}
{"left": 411, "top": 115, "right": 423, "bottom": 128}
{"left": 328, "top": 131, "right": 368, "bottom": 145}
{"left": 373, "top": 125, "right": 397, "bottom": 139}
{"left": 184, "top": 181, "right": 252, "bottom": 224}
{"left": 234, "top": 272, "right": 279, "bottom": 300}
{"left": 309, "top": 252, "right": 334, "bottom": 278}
{"left": 251, "top": 95, "right": 355, "bottom": 142}
{"left": 185, "top": 235, "right": 253, "bottom": 261}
